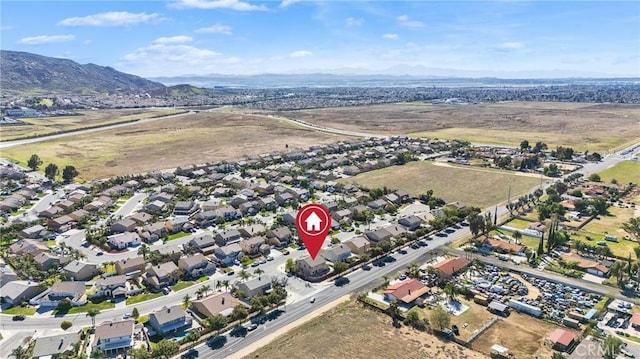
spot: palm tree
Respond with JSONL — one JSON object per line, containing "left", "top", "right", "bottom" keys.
{"left": 512, "top": 231, "right": 522, "bottom": 244}
{"left": 201, "top": 284, "right": 212, "bottom": 296}
{"left": 443, "top": 283, "right": 457, "bottom": 302}
{"left": 388, "top": 300, "right": 401, "bottom": 321}
{"left": 137, "top": 244, "right": 150, "bottom": 260}
{"left": 86, "top": 309, "right": 100, "bottom": 328}
{"left": 215, "top": 280, "right": 222, "bottom": 292}
{"left": 238, "top": 269, "right": 250, "bottom": 282}
{"left": 182, "top": 294, "right": 191, "bottom": 309}
{"left": 10, "top": 346, "right": 26, "bottom": 359}
{"left": 195, "top": 286, "right": 206, "bottom": 298}
{"left": 220, "top": 279, "right": 230, "bottom": 292}
{"left": 253, "top": 268, "right": 265, "bottom": 279}
{"left": 407, "top": 263, "right": 420, "bottom": 279}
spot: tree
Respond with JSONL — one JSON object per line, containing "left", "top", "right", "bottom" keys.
{"left": 11, "top": 346, "right": 27, "bottom": 359}
{"left": 332, "top": 261, "right": 349, "bottom": 274}
{"left": 388, "top": 300, "right": 401, "bottom": 320}
{"left": 86, "top": 308, "right": 100, "bottom": 328}
{"left": 253, "top": 268, "right": 265, "bottom": 279}
{"left": 513, "top": 231, "right": 522, "bottom": 244}
{"left": 27, "top": 154, "right": 43, "bottom": 171}
{"left": 588, "top": 173, "right": 601, "bottom": 182}
{"left": 57, "top": 298, "right": 72, "bottom": 312}
{"left": 468, "top": 214, "right": 485, "bottom": 238}
{"left": 132, "top": 307, "right": 140, "bottom": 319}
{"left": 602, "top": 336, "right": 623, "bottom": 359}
{"left": 430, "top": 306, "right": 451, "bottom": 330}
{"left": 182, "top": 294, "right": 192, "bottom": 309}
{"left": 407, "top": 263, "right": 420, "bottom": 279}
{"left": 62, "top": 165, "right": 79, "bottom": 183}
{"left": 185, "top": 330, "right": 201, "bottom": 343}
{"left": 201, "top": 284, "right": 212, "bottom": 296}
{"left": 230, "top": 305, "right": 248, "bottom": 326}
{"left": 238, "top": 269, "right": 250, "bottom": 282}
{"left": 127, "top": 348, "right": 152, "bottom": 359}
{"left": 90, "top": 348, "right": 105, "bottom": 359}
{"left": 44, "top": 163, "right": 59, "bottom": 181}
{"left": 208, "top": 314, "right": 228, "bottom": 335}
{"left": 220, "top": 279, "right": 230, "bottom": 292}
{"left": 519, "top": 140, "right": 530, "bottom": 152}
{"left": 537, "top": 233, "right": 545, "bottom": 257}
{"left": 285, "top": 258, "right": 296, "bottom": 273}
{"left": 61, "top": 320, "right": 73, "bottom": 330}
{"left": 443, "top": 283, "right": 457, "bottom": 301}
{"left": 151, "top": 339, "right": 180, "bottom": 358}
{"left": 622, "top": 217, "right": 640, "bottom": 241}
{"left": 137, "top": 243, "right": 150, "bottom": 259}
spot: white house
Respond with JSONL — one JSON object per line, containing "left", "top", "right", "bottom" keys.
{"left": 107, "top": 232, "right": 141, "bottom": 249}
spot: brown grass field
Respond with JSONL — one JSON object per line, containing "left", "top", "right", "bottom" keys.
{"left": 2, "top": 112, "right": 347, "bottom": 181}
{"left": 338, "top": 161, "right": 541, "bottom": 208}
{"left": 0, "top": 108, "right": 185, "bottom": 141}
{"left": 277, "top": 102, "right": 640, "bottom": 152}
{"left": 244, "top": 301, "right": 487, "bottom": 359}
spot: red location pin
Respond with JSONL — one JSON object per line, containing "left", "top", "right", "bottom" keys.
{"left": 296, "top": 203, "right": 331, "bottom": 260}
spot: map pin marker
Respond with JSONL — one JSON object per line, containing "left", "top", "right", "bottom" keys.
{"left": 296, "top": 203, "right": 331, "bottom": 260}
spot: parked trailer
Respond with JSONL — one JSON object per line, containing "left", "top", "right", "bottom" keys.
{"left": 568, "top": 311, "right": 586, "bottom": 323}
{"left": 563, "top": 317, "right": 581, "bottom": 329}
{"left": 474, "top": 295, "right": 489, "bottom": 306}
{"left": 508, "top": 299, "right": 542, "bottom": 317}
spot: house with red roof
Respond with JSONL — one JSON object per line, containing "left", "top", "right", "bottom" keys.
{"left": 383, "top": 279, "right": 430, "bottom": 305}
{"left": 631, "top": 313, "right": 640, "bottom": 331}
{"left": 432, "top": 256, "right": 471, "bottom": 279}
{"left": 547, "top": 328, "right": 578, "bottom": 352}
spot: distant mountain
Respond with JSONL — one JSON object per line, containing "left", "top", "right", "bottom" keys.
{"left": 0, "top": 50, "right": 167, "bottom": 95}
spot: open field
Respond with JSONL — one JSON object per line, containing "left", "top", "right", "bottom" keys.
{"left": 244, "top": 300, "right": 487, "bottom": 359}
{"left": 412, "top": 299, "right": 495, "bottom": 341}
{"left": 279, "top": 102, "right": 640, "bottom": 152}
{"left": 2, "top": 112, "right": 347, "bottom": 181}
{"left": 1, "top": 108, "right": 185, "bottom": 141}
{"left": 597, "top": 160, "right": 640, "bottom": 185}
{"left": 339, "top": 161, "right": 540, "bottom": 208}
{"left": 471, "top": 311, "right": 571, "bottom": 358}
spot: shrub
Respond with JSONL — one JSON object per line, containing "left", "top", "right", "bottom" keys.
{"left": 61, "top": 321, "right": 73, "bottom": 330}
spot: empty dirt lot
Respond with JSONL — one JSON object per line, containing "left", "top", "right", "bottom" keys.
{"left": 276, "top": 102, "right": 640, "bottom": 152}
{"left": 2, "top": 112, "right": 347, "bottom": 181}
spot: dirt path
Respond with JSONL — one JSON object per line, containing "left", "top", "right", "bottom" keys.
{"left": 230, "top": 295, "right": 351, "bottom": 359}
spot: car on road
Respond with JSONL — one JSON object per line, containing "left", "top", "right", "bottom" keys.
{"left": 227, "top": 270, "right": 235, "bottom": 276}
{"left": 12, "top": 315, "right": 26, "bottom": 321}
{"left": 362, "top": 265, "right": 372, "bottom": 271}
{"left": 181, "top": 348, "right": 199, "bottom": 358}
{"left": 161, "top": 287, "right": 171, "bottom": 295}
{"left": 82, "top": 241, "right": 91, "bottom": 248}
{"left": 123, "top": 312, "right": 132, "bottom": 319}
{"left": 310, "top": 297, "right": 316, "bottom": 303}
{"left": 96, "top": 252, "right": 104, "bottom": 256}
{"left": 251, "top": 262, "right": 259, "bottom": 267}
{"left": 334, "top": 277, "right": 350, "bottom": 286}
{"left": 410, "top": 243, "right": 420, "bottom": 249}
{"left": 259, "top": 259, "right": 267, "bottom": 264}
{"left": 282, "top": 250, "right": 290, "bottom": 255}
{"left": 246, "top": 323, "right": 258, "bottom": 331}
{"left": 266, "top": 256, "right": 274, "bottom": 261}
{"left": 398, "top": 249, "right": 408, "bottom": 255}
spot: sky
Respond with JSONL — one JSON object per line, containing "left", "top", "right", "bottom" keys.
{"left": 1, "top": 0, "right": 639, "bottom": 78}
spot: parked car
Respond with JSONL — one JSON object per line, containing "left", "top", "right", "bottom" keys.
{"left": 12, "top": 315, "right": 26, "bottom": 321}
{"left": 310, "top": 297, "right": 316, "bottom": 303}
{"left": 181, "top": 348, "right": 199, "bottom": 358}
{"left": 334, "top": 277, "right": 350, "bottom": 286}
{"left": 246, "top": 323, "right": 258, "bottom": 331}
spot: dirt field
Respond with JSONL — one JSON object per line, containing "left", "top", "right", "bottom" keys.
{"left": 598, "top": 160, "right": 640, "bottom": 185}
{"left": 278, "top": 102, "right": 640, "bottom": 152}
{"left": 244, "top": 300, "right": 487, "bottom": 359}
{"left": 413, "top": 299, "right": 496, "bottom": 341}
{"left": 338, "top": 161, "right": 541, "bottom": 208}
{"left": 0, "top": 108, "right": 185, "bottom": 141}
{"left": 471, "top": 311, "right": 573, "bottom": 358}
{"left": 2, "top": 112, "right": 347, "bottom": 181}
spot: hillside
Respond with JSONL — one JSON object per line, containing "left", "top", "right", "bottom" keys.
{"left": 0, "top": 50, "right": 168, "bottom": 95}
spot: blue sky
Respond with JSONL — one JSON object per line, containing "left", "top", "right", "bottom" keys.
{"left": 1, "top": 1, "right": 638, "bottom": 77}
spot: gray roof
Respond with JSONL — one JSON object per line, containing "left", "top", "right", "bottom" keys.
{"left": 93, "top": 320, "right": 135, "bottom": 345}
{"left": 50, "top": 281, "right": 84, "bottom": 294}
{"left": 150, "top": 305, "right": 187, "bottom": 326}
{"left": 489, "top": 301, "right": 509, "bottom": 312}
{"left": 0, "top": 280, "right": 42, "bottom": 301}
{"left": 63, "top": 260, "right": 97, "bottom": 274}
{"left": 32, "top": 331, "right": 81, "bottom": 358}
{"left": 191, "top": 235, "right": 216, "bottom": 248}
{"left": 238, "top": 275, "right": 271, "bottom": 292}
{"left": 179, "top": 254, "right": 207, "bottom": 269}
{"left": 96, "top": 275, "right": 127, "bottom": 287}
{"left": 147, "top": 261, "right": 178, "bottom": 278}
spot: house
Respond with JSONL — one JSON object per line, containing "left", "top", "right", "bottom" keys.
{"left": 129, "top": 212, "right": 152, "bottom": 225}
{"left": 48, "top": 215, "right": 75, "bottom": 232}
{"left": 239, "top": 236, "right": 267, "bottom": 257}
{"left": 38, "top": 206, "right": 63, "bottom": 219}
{"left": 91, "top": 320, "right": 135, "bottom": 356}
{"left": 215, "top": 206, "right": 240, "bottom": 221}
{"left": 528, "top": 221, "right": 547, "bottom": 234}
{"left": 144, "top": 200, "right": 166, "bottom": 213}
{"left": 115, "top": 257, "right": 146, "bottom": 277}
{"left": 36, "top": 281, "right": 86, "bottom": 307}
{"left": 0, "top": 265, "right": 18, "bottom": 287}
{"left": 485, "top": 239, "right": 526, "bottom": 256}
{"left": 31, "top": 331, "right": 81, "bottom": 359}
{"left": 213, "top": 243, "right": 243, "bottom": 266}
{"left": 431, "top": 257, "right": 471, "bottom": 279}
{"left": 561, "top": 253, "right": 611, "bottom": 277}
{"left": 191, "top": 292, "right": 248, "bottom": 318}
{"left": 487, "top": 301, "right": 510, "bottom": 316}
{"left": 64, "top": 261, "right": 100, "bottom": 281}
{"left": 148, "top": 305, "right": 192, "bottom": 336}
{"left": 332, "top": 209, "right": 352, "bottom": 222}
{"left": 383, "top": 279, "right": 430, "bottom": 305}
{"left": 9, "top": 238, "right": 49, "bottom": 256}
{"left": 68, "top": 209, "right": 89, "bottom": 222}
{"left": 154, "top": 245, "right": 183, "bottom": 263}
{"left": 215, "top": 229, "right": 242, "bottom": 246}
{"left": 107, "top": 232, "right": 141, "bottom": 249}
{"left": 295, "top": 255, "right": 330, "bottom": 280}
{"left": 630, "top": 313, "right": 640, "bottom": 330}
{"left": 110, "top": 218, "right": 137, "bottom": 234}
{"left": 146, "top": 262, "right": 179, "bottom": 290}
{"left": 139, "top": 222, "right": 167, "bottom": 242}
{"left": 364, "top": 227, "right": 393, "bottom": 244}
{"left": 20, "top": 224, "right": 46, "bottom": 239}
{"left": 320, "top": 244, "right": 351, "bottom": 263}
{"left": 34, "top": 252, "right": 66, "bottom": 271}
{"left": 367, "top": 199, "right": 388, "bottom": 210}
{"left": 95, "top": 275, "right": 128, "bottom": 298}
{"left": 173, "top": 201, "right": 199, "bottom": 216}
{"left": 178, "top": 254, "right": 215, "bottom": 279}
{"left": 344, "top": 236, "right": 371, "bottom": 255}
{"left": 0, "top": 280, "right": 46, "bottom": 305}
{"left": 547, "top": 328, "right": 577, "bottom": 352}
{"left": 275, "top": 192, "right": 295, "bottom": 206}
{"left": 235, "top": 273, "right": 272, "bottom": 299}
{"left": 195, "top": 210, "right": 217, "bottom": 227}
{"left": 189, "top": 235, "right": 218, "bottom": 255}
{"left": 398, "top": 215, "right": 422, "bottom": 231}
{"left": 257, "top": 197, "right": 277, "bottom": 211}
{"left": 265, "top": 227, "right": 293, "bottom": 247}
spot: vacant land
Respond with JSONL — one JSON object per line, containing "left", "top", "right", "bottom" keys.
{"left": 1, "top": 108, "right": 185, "bottom": 141}
{"left": 244, "top": 301, "right": 487, "bottom": 359}
{"left": 412, "top": 299, "right": 495, "bottom": 341}
{"left": 3, "top": 112, "right": 347, "bottom": 181}
{"left": 280, "top": 102, "right": 640, "bottom": 152}
{"left": 339, "top": 161, "right": 540, "bottom": 208}
{"left": 598, "top": 160, "right": 640, "bottom": 185}
{"left": 471, "top": 311, "right": 570, "bottom": 358}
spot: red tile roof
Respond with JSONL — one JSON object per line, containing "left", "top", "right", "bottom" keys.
{"left": 631, "top": 313, "right": 640, "bottom": 327}
{"left": 487, "top": 238, "right": 525, "bottom": 253}
{"left": 384, "top": 279, "right": 430, "bottom": 304}
{"left": 548, "top": 328, "right": 576, "bottom": 347}
{"left": 433, "top": 257, "right": 470, "bottom": 276}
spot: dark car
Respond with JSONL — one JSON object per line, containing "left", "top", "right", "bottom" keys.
{"left": 12, "top": 315, "right": 26, "bottom": 321}
{"left": 398, "top": 249, "right": 408, "bottom": 255}
{"left": 207, "top": 335, "right": 227, "bottom": 349}
{"left": 362, "top": 265, "right": 372, "bottom": 271}
{"left": 227, "top": 270, "right": 235, "bottom": 276}
{"left": 334, "top": 277, "right": 350, "bottom": 286}
{"left": 96, "top": 251, "right": 104, "bottom": 256}
{"left": 181, "top": 348, "right": 199, "bottom": 358}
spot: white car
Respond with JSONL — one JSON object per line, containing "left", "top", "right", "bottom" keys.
{"left": 310, "top": 297, "right": 316, "bottom": 303}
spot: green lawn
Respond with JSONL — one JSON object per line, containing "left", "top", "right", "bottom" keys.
{"left": 137, "top": 314, "right": 149, "bottom": 324}
{"left": 2, "top": 306, "right": 37, "bottom": 315}
{"left": 102, "top": 263, "right": 116, "bottom": 273}
{"left": 505, "top": 218, "right": 534, "bottom": 230}
{"left": 241, "top": 257, "right": 255, "bottom": 266}
{"left": 167, "top": 231, "right": 190, "bottom": 241}
{"left": 490, "top": 229, "right": 540, "bottom": 251}
{"left": 126, "top": 292, "right": 163, "bottom": 305}
{"left": 598, "top": 160, "right": 640, "bottom": 185}
{"left": 65, "top": 300, "right": 115, "bottom": 314}
{"left": 197, "top": 276, "right": 209, "bottom": 283}
{"left": 47, "top": 239, "right": 57, "bottom": 247}
{"left": 172, "top": 280, "right": 195, "bottom": 291}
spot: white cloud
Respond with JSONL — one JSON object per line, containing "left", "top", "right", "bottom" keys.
{"left": 397, "top": 15, "right": 424, "bottom": 28}
{"left": 497, "top": 41, "right": 524, "bottom": 50}
{"left": 57, "top": 12, "right": 166, "bottom": 27}
{"left": 289, "top": 50, "right": 313, "bottom": 58}
{"left": 18, "top": 34, "right": 75, "bottom": 45}
{"left": 345, "top": 17, "right": 364, "bottom": 27}
{"left": 152, "top": 35, "right": 193, "bottom": 44}
{"left": 382, "top": 33, "right": 398, "bottom": 40}
{"left": 279, "top": 0, "right": 300, "bottom": 8}
{"left": 83, "top": 39, "right": 93, "bottom": 45}
{"left": 195, "top": 24, "right": 232, "bottom": 35}
{"left": 170, "top": 0, "right": 266, "bottom": 11}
